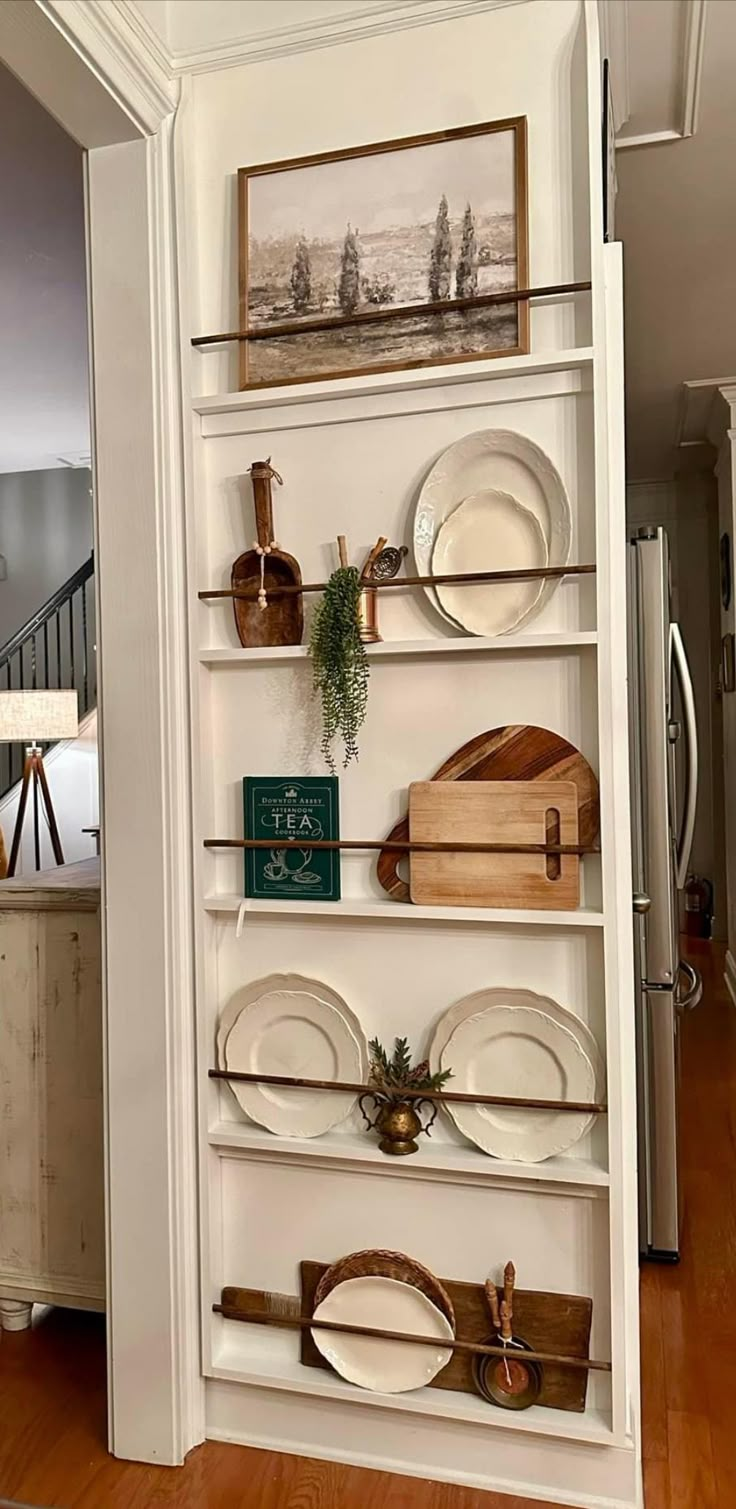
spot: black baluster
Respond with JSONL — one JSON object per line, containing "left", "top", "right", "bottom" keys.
{"left": 81, "top": 583, "right": 88, "bottom": 714}
{"left": 43, "top": 620, "right": 49, "bottom": 694}
{"left": 56, "top": 608, "right": 61, "bottom": 688}
{"left": 69, "top": 595, "right": 75, "bottom": 693}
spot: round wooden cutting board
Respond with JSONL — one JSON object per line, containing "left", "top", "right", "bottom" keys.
{"left": 377, "top": 725, "right": 600, "bottom": 902}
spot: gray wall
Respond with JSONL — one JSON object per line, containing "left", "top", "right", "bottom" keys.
{"left": 0, "top": 468, "right": 93, "bottom": 647}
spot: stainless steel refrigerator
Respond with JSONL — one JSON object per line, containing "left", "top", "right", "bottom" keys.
{"left": 628, "top": 526, "right": 701, "bottom": 1261}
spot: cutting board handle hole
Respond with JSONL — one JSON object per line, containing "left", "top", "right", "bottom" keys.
{"left": 545, "top": 808, "right": 561, "bottom": 881}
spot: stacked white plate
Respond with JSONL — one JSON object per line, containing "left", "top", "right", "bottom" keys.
{"left": 429, "top": 987, "right": 602, "bottom": 1163}
{"left": 311, "top": 1276, "right": 454, "bottom": 1393}
{"left": 218, "top": 973, "right": 367, "bottom": 1138}
{"left": 413, "top": 429, "right": 572, "bottom": 637}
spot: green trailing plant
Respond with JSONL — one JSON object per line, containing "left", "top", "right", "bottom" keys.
{"left": 310, "top": 565, "right": 369, "bottom": 771}
{"left": 368, "top": 1036, "right": 453, "bottom": 1100}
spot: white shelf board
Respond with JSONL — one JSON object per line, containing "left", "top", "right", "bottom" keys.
{"left": 209, "top": 1343, "right": 616, "bottom": 1446}
{"left": 203, "top": 895, "right": 605, "bottom": 928}
{"left": 192, "top": 346, "right": 595, "bottom": 419}
{"left": 198, "top": 632, "right": 598, "bottom": 665}
{"left": 209, "top": 1122, "right": 609, "bottom": 1195}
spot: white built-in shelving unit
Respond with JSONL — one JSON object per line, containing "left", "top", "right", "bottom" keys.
{"left": 185, "top": 3, "right": 640, "bottom": 1504}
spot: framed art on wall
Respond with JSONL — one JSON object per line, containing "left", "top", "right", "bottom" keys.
{"left": 237, "top": 117, "right": 529, "bottom": 389}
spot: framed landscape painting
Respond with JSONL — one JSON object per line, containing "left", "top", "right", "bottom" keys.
{"left": 237, "top": 117, "right": 528, "bottom": 390}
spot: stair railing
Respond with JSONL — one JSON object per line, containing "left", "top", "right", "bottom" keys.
{"left": 0, "top": 553, "right": 96, "bottom": 800}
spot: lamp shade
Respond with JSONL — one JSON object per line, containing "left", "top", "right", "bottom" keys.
{"left": 0, "top": 690, "right": 79, "bottom": 742}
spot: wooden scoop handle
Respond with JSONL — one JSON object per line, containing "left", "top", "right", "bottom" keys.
{"left": 250, "top": 460, "right": 277, "bottom": 548}
{"left": 484, "top": 1278, "right": 501, "bottom": 1333}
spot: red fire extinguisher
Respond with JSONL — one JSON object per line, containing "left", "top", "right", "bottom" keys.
{"left": 683, "top": 874, "right": 713, "bottom": 939}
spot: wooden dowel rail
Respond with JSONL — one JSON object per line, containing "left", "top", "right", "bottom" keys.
{"left": 205, "top": 837, "right": 597, "bottom": 856}
{"left": 192, "top": 280, "right": 593, "bottom": 347}
{"left": 212, "top": 1303, "right": 611, "bottom": 1373}
{"left": 199, "top": 563, "right": 596, "bottom": 602}
{"left": 207, "top": 1068, "right": 607, "bottom": 1115}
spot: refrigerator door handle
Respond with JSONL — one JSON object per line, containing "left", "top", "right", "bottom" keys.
{"left": 671, "top": 621, "right": 698, "bottom": 889}
{"left": 677, "top": 959, "right": 702, "bottom": 1012}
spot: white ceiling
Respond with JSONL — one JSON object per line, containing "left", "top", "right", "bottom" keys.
{"left": 0, "top": 60, "right": 90, "bottom": 474}
{"left": 615, "top": 0, "right": 736, "bottom": 480}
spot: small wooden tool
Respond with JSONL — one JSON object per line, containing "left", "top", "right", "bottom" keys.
{"left": 231, "top": 460, "right": 303, "bottom": 648}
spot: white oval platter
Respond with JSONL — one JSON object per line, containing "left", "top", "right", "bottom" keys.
{"left": 413, "top": 428, "right": 572, "bottom": 633}
{"left": 311, "top": 1276, "right": 454, "bottom": 1393}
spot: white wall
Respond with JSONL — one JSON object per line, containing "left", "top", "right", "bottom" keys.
{"left": 0, "top": 468, "right": 93, "bottom": 646}
{"left": 0, "top": 708, "right": 98, "bottom": 876}
{"left": 616, "top": 0, "right": 736, "bottom": 479}
{"left": 0, "top": 61, "right": 90, "bottom": 474}
{"left": 627, "top": 474, "right": 726, "bottom": 935}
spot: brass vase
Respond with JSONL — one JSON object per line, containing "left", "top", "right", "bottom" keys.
{"left": 359, "top": 1092, "right": 438, "bottom": 1156}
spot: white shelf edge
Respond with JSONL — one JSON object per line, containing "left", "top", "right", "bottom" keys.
{"left": 192, "top": 346, "right": 595, "bottom": 417}
{"left": 207, "top": 1348, "right": 617, "bottom": 1447}
{"left": 208, "top": 1123, "right": 609, "bottom": 1195}
{"left": 198, "top": 632, "right": 598, "bottom": 665}
{"left": 203, "top": 896, "right": 606, "bottom": 928}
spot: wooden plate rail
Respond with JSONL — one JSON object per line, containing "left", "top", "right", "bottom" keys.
{"left": 207, "top": 1067, "right": 607, "bottom": 1115}
{"left": 204, "top": 837, "right": 598, "bottom": 856}
{"left": 199, "top": 562, "right": 595, "bottom": 603}
{"left": 216, "top": 1262, "right": 607, "bottom": 1412}
{"left": 192, "top": 279, "right": 593, "bottom": 348}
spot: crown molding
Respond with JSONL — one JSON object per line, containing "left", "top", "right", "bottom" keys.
{"left": 616, "top": 0, "right": 707, "bottom": 151}
{"left": 37, "top": 0, "right": 177, "bottom": 134}
{"left": 129, "top": 0, "right": 530, "bottom": 77}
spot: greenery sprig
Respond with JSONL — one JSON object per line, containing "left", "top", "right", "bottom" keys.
{"left": 309, "top": 565, "right": 369, "bottom": 771}
{"left": 368, "top": 1036, "right": 453, "bottom": 1098}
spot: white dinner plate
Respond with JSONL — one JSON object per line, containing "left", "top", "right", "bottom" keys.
{"left": 431, "top": 489, "right": 548, "bottom": 636}
{"left": 311, "top": 1277, "right": 454, "bottom": 1393}
{"left": 221, "top": 974, "right": 367, "bottom": 1137}
{"left": 414, "top": 429, "right": 572, "bottom": 632}
{"left": 428, "top": 986, "right": 604, "bottom": 1101}
{"left": 440, "top": 1004, "right": 596, "bottom": 1162}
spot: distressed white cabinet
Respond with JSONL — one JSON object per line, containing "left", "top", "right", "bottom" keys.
{"left": 0, "top": 858, "right": 104, "bottom": 1329}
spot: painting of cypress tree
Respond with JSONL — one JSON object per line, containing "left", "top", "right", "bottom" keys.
{"left": 428, "top": 194, "right": 452, "bottom": 301}
{"left": 337, "top": 224, "right": 361, "bottom": 314}
{"left": 455, "top": 203, "right": 478, "bottom": 299}
{"left": 289, "top": 236, "right": 311, "bottom": 313}
{"left": 239, "top": 116, "right": 527, "bottom": 386}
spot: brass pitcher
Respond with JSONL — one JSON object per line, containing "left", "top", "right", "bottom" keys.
{"left": 359, "top": 1093, "right": 438, "bottom": 1156}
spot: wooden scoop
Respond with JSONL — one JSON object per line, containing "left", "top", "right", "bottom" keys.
{"left": 231, "top": 460, "right": 303, "bottom": 648}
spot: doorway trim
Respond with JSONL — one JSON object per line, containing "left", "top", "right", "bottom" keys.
{"left": 0, "top": 1, "right": 202, "bottom": 1465}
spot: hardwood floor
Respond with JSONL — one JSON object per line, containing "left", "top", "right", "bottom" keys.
{"left": 0, "top": 938, "right": 731, "bottom": 1508}
{"left": 641, "top": 939, "right": 736, "bottom": 1508}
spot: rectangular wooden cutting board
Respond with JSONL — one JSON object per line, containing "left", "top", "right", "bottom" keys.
{"left": 408, "top": 779, "right": 580, "bottom": 908}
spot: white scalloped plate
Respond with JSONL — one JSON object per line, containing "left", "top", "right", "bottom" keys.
{"left": 414, "top": 428, "right": 572, "bottom": 633}
{"left": 428, "top": 986, "right": 604, "bottom": 1101}
{"left": 432, "top": 488, "right": 548, "bottom": 636}
{"left": 219, "top": 974, "right": 367, "bottom": 1137}
{"left": 311, "top": 1277, "right": 454, "bottom": 1393}
{"left": 439, "top": 1004, "right": 596, "bottom": 1162}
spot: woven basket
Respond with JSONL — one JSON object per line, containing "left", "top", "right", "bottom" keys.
{"left": 313, "top": 1248, "right": 455, "bottom": 1328}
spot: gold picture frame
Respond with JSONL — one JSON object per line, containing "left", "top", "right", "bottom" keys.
{"left": 237, "top": 117, "right": 529, "bottom": 391}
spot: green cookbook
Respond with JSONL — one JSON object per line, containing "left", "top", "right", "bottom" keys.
{"left": 243, "top": 777, "right": 340, "bottom": 901}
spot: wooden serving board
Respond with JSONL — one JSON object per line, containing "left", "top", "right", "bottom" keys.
{"left": 378, "top": 726, "right": 599, "bottom": 902}
{"left": 220, "top": 1273, "right": 593, "bottom": 1412}
{"left": 409, "top": 780, "right": 580, "bottom": 908}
